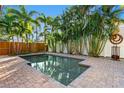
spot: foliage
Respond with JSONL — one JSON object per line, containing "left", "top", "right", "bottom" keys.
{"left": 60, "top": 5, "right": 124, "bottom": 56}
{"left": 0, "top": 5, "right": 124, "bottom": 56}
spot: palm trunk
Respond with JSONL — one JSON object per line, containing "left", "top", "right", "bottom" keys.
{"left": 26, "top": 34, "right": 30, "bottom": 53}
{"left": 12, "top": 37, "right": 16, "bottom": 55}
{"left": 44, "top": 24, "right": 47, "bottom": 43}
{"left": 8, "top": 39, "right": 11, "bottom": 55}
{"left": 79, "top": 37, "right": 83, "bottom": 55}
{"left": 61, "top": 42, "right": 64, "bottom": 53}
{"left": 55, "top": 43, "right": 56, "bottom": 53}
{"left": 36, "top": 26, "right": 38, "bottom": 42}
{"left": 70, "top": 40, "right": 73, "bottom": 54}
{"left": 20, "top": 38, "right": 23, "bottom": 54}
{"left": 17, "top": 36, "right": 20, "bottom": 54}
{"left": 67, "top": 40, "right": 70, "bottom": 54}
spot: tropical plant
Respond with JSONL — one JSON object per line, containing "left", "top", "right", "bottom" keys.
{"left": 84, "top": 5, "right": 124, "bottom": 56}
{"left": 0, "top": 13, "right": 24, "bottom": 54}
{"left": 60, "top": 6, "right": 92, "bottom": 54}
{"left": 0, "top": 5, "right": 124, "bottom": 57}
{"left": 7, "top": 5, "right": 39, "bottom": 54}
{"left": 7, "top": 5, "right": 39, "bottom": 42}
{"left": 36, "top": 13, "right": 52, "bottom": 43}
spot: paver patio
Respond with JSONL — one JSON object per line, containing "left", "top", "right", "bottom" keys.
{"left": 0, "top": 52, "right": 124, "bottom": 88}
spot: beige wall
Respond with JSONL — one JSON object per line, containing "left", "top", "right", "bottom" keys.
{"left": 101, "top": 24, "right": 124, "bottom": 58}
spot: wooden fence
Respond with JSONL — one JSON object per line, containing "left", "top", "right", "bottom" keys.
{"left": 0, "top": 42, "right": 48, "bottom": 55}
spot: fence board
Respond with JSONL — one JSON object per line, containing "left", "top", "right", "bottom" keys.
{"left": 0, "top": 42, "right": 48, "bottom": 55}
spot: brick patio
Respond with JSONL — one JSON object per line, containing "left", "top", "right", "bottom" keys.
{"left": 0, "top": 53, "right": 124, "bottom": 88}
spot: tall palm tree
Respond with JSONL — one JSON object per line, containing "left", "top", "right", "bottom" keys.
{"left": 84, "top": 5, "right": 124, "bottom": 56}
{"left": 38, "top": 15, "right": 61, "bottom": 52}
{"left": 0, "top": 13, "right": 22, "bottom": 54}
{"left": 32, "top": 18, "right": 41, "bottom": 42}
{"left": 60, "top": 5, "right": 124, "bottom": 56}
{"left": 60, "top": 6, "right": 92, "bottom": 54}
{"left": 35, "top": 21, "right": 41, "bottom": 42}
{"left": 7, "top": 5, "right": 39, "bottom": 53}
{"left": 48, "top": 16, "right": 61, "bottom": 52}
{"left": 36, "top": 13, "right": 52, "bottom": 43}
{"left": 7, "top": 5, "right": 39, "bottom": 42}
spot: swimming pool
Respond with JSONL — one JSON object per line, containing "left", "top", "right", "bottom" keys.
{"left": 20, "top": 54, "right": 89, "bottom": 86}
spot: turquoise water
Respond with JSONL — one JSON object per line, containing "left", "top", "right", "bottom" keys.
{"left": 21, "top": 54, "right": 88, "bottom": 86}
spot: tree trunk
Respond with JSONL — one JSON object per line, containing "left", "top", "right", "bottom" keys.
{"left": 12, "top": 37, "right": 16, "bottom": 55}
{"left": 26, "top": 34, "right": 30, "bottom": 53}
{"left": 20, "top": 38, "right": 23, "bottom": 54}
{"left": 79, "top": 37, "right": 83, "bottom": 55}
{"left": 67, "top": 40, "right": 70, "bottom": 54}
{"left": 60, "top": 42, "right": 64, "bottom": 53}
{"left": 36, "top": 26, "right": 38, "bottom": 42}
{"left": 17, "top": 36, "right": 20, "bottom": 54}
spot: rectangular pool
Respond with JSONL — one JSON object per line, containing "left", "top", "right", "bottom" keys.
{"left": 20, "top": 54, "right": 88, "bottom": 86}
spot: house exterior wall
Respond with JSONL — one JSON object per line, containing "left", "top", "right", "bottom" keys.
{"left": 101, "top": 24, "right": 124, "bottom": 58}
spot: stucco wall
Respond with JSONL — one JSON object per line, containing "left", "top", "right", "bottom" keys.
{"left": 101, "top": 24, "right": 124, "bottom": 58}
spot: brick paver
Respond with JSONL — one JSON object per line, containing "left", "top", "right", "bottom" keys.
{"left": 0, "top": 53, "right": 124, "bottom": 88}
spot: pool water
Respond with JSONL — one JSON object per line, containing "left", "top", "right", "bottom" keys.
{"left": 21, "top": 54, "right": 88, "bottom": 86}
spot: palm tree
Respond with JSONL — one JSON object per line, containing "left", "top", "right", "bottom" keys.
{"left": 38, "top": 15, "right": 61, "bottom": 52}
{"left": 7, "top": 5, "right": 39, "bottom": 53}
{"left": 0, "top": 13, "right": 22, "bottom": 54}
{"left": 36, "top": 13, "right": 53, "bottom": 43}
{"left": 84, "top": 5, "right": 124, "bottom": 56}
{"left": 60, "top": 5, "right": 124, "bottom": 56}
{"left": 1, "top": 5, "right": 123, "bottom": 56}
{"left": 35, "top": 21, "right": 41, "bottom": 42}
{"left": 8, "top": 5, "right": 39, "bottom": 42}
{"left": 49, "top": 16, "right": 61, "bottom": 52}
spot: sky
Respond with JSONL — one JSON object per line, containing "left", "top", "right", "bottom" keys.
{"left": 25, "top": 5, "right": 69, "bottom": 17}
{"left": 25, "top": 5, "right": 124, "bottom": 19}
{"left": 6, "top": 5, "right": 70, "bottom": 17}
{"left": 25, "top": 5, "right": 70, "bottom": 41}
{"left": 6, "top": 5, "right": 124, "bottom": 19}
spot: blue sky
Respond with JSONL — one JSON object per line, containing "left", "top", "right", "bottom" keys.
{"left": 25, "top": 5, "right": 124, "bottom": 19}
{"left": 25, "top": 5, "right": 69, "bottom": 17}
{"left": 6, "top": 5, "right": 124, "bottom": 19}
{"left": 6, "top": 5, "right": 70, "bottom": 17}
